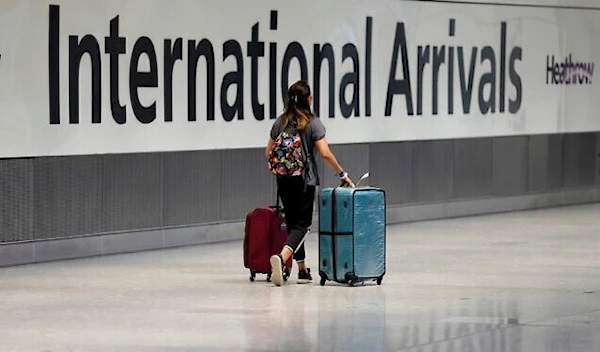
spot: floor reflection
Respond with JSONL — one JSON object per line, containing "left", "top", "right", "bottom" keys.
{"left": 384, "top": 298, "right": 523, "bottom": 351}
{"left": 316, "top": 286, "right": 387, "bottom": 351}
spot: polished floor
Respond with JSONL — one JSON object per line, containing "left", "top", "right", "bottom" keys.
{"left": 2, "top": 203, "right": 600, "bottom": 352}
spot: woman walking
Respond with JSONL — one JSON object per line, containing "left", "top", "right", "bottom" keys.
{"left": 266, "top": 80, "right": 354, "bottom": 286}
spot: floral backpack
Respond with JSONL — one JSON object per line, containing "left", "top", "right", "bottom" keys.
{"left": 268, "top": 125, "right": 306, "bottom": 176}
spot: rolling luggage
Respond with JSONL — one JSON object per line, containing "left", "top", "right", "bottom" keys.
{"left": 318, "top": 177, "right": 386, "bottom": 286}
{"left": 243, "top": 198, "right": 292, "bottom": 282}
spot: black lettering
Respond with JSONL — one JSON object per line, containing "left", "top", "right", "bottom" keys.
{"left": 500, "top": 22, "right": 506, "bottom": 112}
{"left": 448, "top": 19, "right": 455, "bottom": 115}
{"left": 448, "top": 47, "right": 454, "bottom": 115}
{"left": 105, "top": 16, "right": 126, "bottom": 124}
{"left": 313, "top": 44, "right": 336, "bottom": 117}
{"left": 129, "top": 37, "right": 158, "bottom": 124}
{"left": 565, "top": 58, "right": 571, "bottom": 85}
{"left": 269, "top": 42, "right": 277, "bottom": 119}
{"left": 385, "top": 23, "right": 414, "bottom": 116}
{"left": 69, "top": 35, "right": 101, "bottom": 124}
{"left": 188, "top": 39, "right": 215, "bottom": 121}
{"left": 221, "top": 40, "right": 244, "bottom": 121}
{"left": 577, "top": 58, "right": 582, "bottom": 83}
{"left": 457, "top": 47, "right": 477, "bottom": 114}
{"left": 270, "top": 10, "right": 278, "bottom": 31}
{"left": 164, "top": 38, "right": 182, "bottom": 122}
{"left": 478, "top": 46, "right": 496, "bottom": 114}
{"left": 509, "top": 47, "right": 522, "bottom": 114}
{"left": 339, "top": 44, "right": 360, "bottom": 118}
{"left": 281, "top": 42, "right": 308, "bottom": 103}
{"left": 433, "top": 46, "right": 446, "bottom": 116}
{"left": 365, "top": 16, "right": 372, "bottom": 117}
{"left": 269, "top": 11, "right": 278, "bottom": 119}
{"left": 417, "top": 45, "right": 430, "bottom": 116}
{"left": 49, "top": 5, "right": 60, "bottom": 124}
{"left": 247, "top": 24, "right": 265, "bottom": 121}
{"left": 566, "top": 55, "right": 572, "bottom": 84}
{"left": 546, "top": 55, "right": 555, "bottom": 85}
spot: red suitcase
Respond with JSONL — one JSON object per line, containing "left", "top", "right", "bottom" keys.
{"left": 243, "top": 202, "right": 292, "bottom": 282}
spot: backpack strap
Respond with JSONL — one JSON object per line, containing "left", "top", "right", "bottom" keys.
{"left": 298, "top": 127, "right": 312, "bottom": 190}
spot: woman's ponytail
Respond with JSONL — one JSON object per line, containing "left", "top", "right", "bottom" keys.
{"left": 283, "top": 80, "right": 313, "bottom": 131}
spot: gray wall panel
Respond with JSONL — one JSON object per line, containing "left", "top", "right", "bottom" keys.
{"left": 547, "top": 134, "right": 565, "bottom": 190}
{"left": 411, "top": 140, "right": 452, "bottom": 203}
{"left": 529, "top": 135, "right": 564, "bottom": 192}
{"left": 33, "top": 156, "right": 102, "bottom": 240}
{"left": 3, "top": 132, "right": 600, "bottom": 261}
{"left": 315, "top": 154, "right": 328, "bottom": 188}
{"left": 563, "top": 133, "right": 597, "bottom": 188}
{"left": 452, "top": 139, "right": 493, "bottom": 199}
{"left": 493, "top": 136, "right": 529, "bottom": 196}
{"left": 369, "top": 142, "right": 412, "bottom": 205}
{"left": 163, "top": 151, "right": 222, "bottom": 226}
{"left": 102, "top": 154, "right": 163, "bottom": 232}
{"left": 0, "top": 159, "right": 33, "bottom": 243}
{"left": 220, "top": 149, "right": 274, "bottom": 221}
{"left": 528, "top": 135, "right": 550, "bottom": 192}
{"left": 318, "top": 144, "right": 370, "bottom": 188}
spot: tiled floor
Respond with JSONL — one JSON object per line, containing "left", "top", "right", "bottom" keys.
{"left": 2, "top": 203, "right": 600, "bottom": 351}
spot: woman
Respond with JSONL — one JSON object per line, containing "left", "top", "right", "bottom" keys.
{"left": 266, "top": 80, "right": 354, "bottom": 286}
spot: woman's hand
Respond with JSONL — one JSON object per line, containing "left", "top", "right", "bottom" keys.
{"left": 265, "top": 138, "right": 275, "bottom": 159}
{"left": 340, "top": 172, "right": 355, "bottom": 187}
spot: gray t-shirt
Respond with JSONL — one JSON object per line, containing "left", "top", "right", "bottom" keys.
{"left": 270, "top": 115, "right": 326, "bottom": 186}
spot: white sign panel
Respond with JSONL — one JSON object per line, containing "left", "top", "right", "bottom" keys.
{"left": 0, "top": 0, "right": 599, "bottom": 157}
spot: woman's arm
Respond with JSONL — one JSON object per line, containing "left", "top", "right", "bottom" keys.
{"left": 314, "top": 138, "right": 342, "bottom": 174}
{"left": 314, "top": 138, "right": 354, "bottom": 187}
{"left": 265, "top": 138, "right": 275, "bottom": 159}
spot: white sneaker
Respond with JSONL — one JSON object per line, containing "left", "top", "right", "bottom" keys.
{"left": 270, "top": 255, "right": 284, "bottom": 286}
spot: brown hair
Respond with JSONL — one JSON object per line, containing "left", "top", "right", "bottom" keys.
{"left": 283, "top": 80, "right": 313, "bottom": 131}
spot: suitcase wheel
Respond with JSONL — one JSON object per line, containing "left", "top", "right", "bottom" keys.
{"left": 266, "top": 273, "right": 272, "bottom": 282}
{"left": 320, "top": 278, "right": 326, "bottom": 286}
{"left": 345, "top": 273, "right": 358, "bottom": 287}
{"left": 376, "top": 276, "right": 383, "bottom": 285}
{"left": 249, "top": 270, "right": 256, "bottom": 282}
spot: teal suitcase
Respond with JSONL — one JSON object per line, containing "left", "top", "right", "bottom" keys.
{"left": 318, "top": 186, "right": 386, "bottom": 286}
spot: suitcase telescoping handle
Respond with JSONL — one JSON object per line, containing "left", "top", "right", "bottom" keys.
{"left": 276, "top": 190, "right": 281, "bottom": 209}
{"left": 340, "top": 172, "right": 370, "bottom": 188}
{"left": 271, "top": 189, "right": 283, "bottom": 213}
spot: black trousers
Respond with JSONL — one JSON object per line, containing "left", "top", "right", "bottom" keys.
{"left": 276, "top": 176, "right": 315, "bottom": 262}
